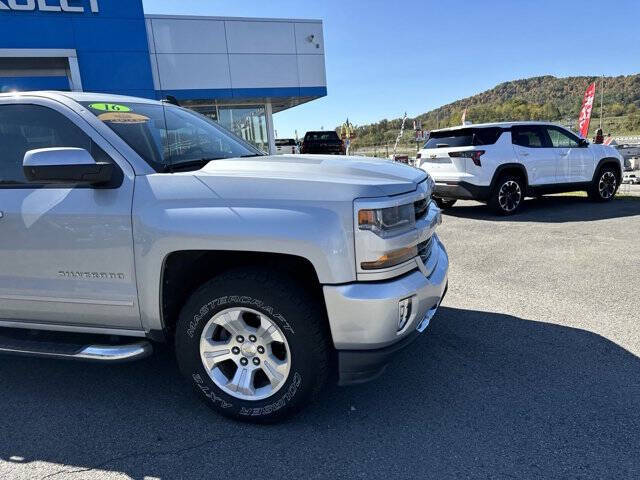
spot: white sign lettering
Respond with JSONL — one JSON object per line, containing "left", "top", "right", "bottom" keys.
{"left": 0, "top": 0, "right": 99, "bottom": 12}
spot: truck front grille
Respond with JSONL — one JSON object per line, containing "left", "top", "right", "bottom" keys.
{"left": 417, "top": 237, "right": 433, "bottom": 264}
{"left": 414, "top": 198, "right": 429, "bottom": 221}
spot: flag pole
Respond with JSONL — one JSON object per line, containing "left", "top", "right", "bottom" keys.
{"left": 599, "top": 75, "right": 604, "bottom": 130}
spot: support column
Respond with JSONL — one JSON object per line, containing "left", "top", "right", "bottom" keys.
{"left": 67, "top": 55, "right": 83, "bottom": 92}
{"left": 265, "top": 101, "right": 276, "bottom": 155}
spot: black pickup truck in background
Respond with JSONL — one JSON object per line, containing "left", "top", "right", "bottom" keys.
{"left": 301, "top": 131, "right": 346, "bottom": 155}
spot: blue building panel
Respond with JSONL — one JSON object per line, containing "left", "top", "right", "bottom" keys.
{"left": 77, "top": 51, "right": 154, "bottom": 91}
{"left": 0, "top": 17, "right": 76, "bottom": 49}
{"left": 0, "top": 0, "right": 155, "bottom": 97}
{"left": 0, "top": 76, "right": 70, "bottom": 93}
{"left": 71, "top": 18, "right": 151, "bottom": 52}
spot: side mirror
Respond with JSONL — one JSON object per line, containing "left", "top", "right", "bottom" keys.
{"left": 578, "top": 139, "right": 589, "bottom": 148}
{"left": 23, "top": 148, "right": 113, "bottom": 185}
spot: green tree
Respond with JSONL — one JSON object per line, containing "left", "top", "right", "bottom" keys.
{"left": 608, "top": 103, "right": 625, "bottom": 117}
{"left": 542, "top": 102, "right": 561, "bottom": 120}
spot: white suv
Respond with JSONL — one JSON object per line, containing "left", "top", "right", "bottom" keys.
{"left": 417, "top": 122, "right": 624, "bottom": 214}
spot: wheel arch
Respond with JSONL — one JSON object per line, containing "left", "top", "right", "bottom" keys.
{"left": 158, "top": 250, "right": 326, "bottom": 340}
{"left": 490, "top": 163, "right": 529, "bottom": 192}
{"left": 592, "top": 157, "right": 623, "bottom": 183}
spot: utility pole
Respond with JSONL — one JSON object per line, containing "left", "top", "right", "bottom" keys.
{"left": 600, "top": 75, "right": 605, "bottom": 130}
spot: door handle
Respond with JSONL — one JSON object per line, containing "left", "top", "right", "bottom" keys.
{"left": 0, "top": 211, "right": 3, "bottom": 219}
{"left": 520, "top": 152, "right": 530, "bottom": 157}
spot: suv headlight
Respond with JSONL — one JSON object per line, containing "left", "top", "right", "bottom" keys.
{"left": 358, "top": 203, "right": 415, "bottom": 238}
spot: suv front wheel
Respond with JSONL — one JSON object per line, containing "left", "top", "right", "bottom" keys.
{"left": 589, "top": 167, "right": 618, "bottom": 202}
{"left": 489, "top": 174, "right": 524, "bottom": 215}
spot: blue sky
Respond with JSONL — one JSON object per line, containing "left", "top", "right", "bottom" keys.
{"left": 144, "top": 0, "right": 640, "bottom": 138}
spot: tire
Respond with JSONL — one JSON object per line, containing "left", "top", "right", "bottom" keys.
{"left": 175, "top": 268, "right": 330, "bottom": 423}
{"left": 588, "top": 166, "right": 618, "bottom": 202}
{"left": 433, "top": 198, "right": 457, "bottom": 209}
{"left": 489, "top": 174, "right": 524, "bottom": 215}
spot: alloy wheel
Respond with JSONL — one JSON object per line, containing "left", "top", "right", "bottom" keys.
{"left": 199, "top": 307, "right": 291, "bottom": 401}
{"left": 599, "top": 171, "right": 617, "bottom": 199}
{"left": 498, "top": 180, "right": 522, "bottom": 213}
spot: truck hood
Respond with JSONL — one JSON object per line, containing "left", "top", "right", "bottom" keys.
{"left": 192, "top": 155, "right": 428, "bottom": 201}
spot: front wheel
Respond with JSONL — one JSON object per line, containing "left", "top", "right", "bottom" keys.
{"left": 433, "top": 197, "right": 457, "bottom": 209}
{"left": 175, "top": 268, "right": 330, "bottom": 423}
{"left": 588, "top": 167, "right": 618, "bottom": 202}
{"left": 489, "top": 175, "right": 524, "bottom": 215}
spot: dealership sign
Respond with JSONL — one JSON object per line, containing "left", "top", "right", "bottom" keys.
{"left": 0, "top": 0, "right": 99, "bottom": 13}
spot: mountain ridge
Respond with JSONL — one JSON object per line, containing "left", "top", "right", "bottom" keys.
{"left": 348, "top": 74, "right": 640, "bottom": 149}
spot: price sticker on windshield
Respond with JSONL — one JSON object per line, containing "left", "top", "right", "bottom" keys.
{"left": 89, "top": 103, "right": 132, "bottom": 113}
{"left": 97, "top": 112, "right": 149, "bottom": 124}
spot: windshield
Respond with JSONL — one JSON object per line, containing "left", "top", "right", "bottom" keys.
{"left": 82, "top": 101, "right": 263, "bottom": 172}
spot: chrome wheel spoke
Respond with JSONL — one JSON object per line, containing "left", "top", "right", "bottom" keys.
{"left": 261, "top": 356, "right": 287, "bottom": 387}
{"left": 227, "top": 367, "right": 256, "bottom": 396}
{"left": 200, "top": 339, "right": 234, "bottom": 370}
{"left": 215, "top": 310, "right": 244, "bottom": 336}
{"left": 259, "top": 323, "right": 285, "bottom": 344}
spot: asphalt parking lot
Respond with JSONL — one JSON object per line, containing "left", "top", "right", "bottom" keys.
{"left": 1, "top": 194, "right": 639, "bottom": 480}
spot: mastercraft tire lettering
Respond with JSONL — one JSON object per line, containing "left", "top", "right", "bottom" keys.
{"left": 175, "top": 268, "right": 330, "bottom": 423}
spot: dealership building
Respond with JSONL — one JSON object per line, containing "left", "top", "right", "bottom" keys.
{"left": 0, "top": 0, "right": 327, "bottom": 153}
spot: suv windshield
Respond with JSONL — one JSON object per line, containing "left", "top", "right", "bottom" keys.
{"left": 424, "top": 127, "right": 503, "bottom": 149}
{"left": 82, "top": 101, "right": 263, "bottom": 172}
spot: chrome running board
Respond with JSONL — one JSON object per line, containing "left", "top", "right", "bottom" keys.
{"left": 0, "top": 334, "right": 153, "bottom": 363}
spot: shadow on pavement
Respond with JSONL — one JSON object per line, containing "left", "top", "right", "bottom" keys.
{"left": 1, "top": 306, "right": 639, "bottom": 479}
{"left": 444, "top": 195, "right": 640, "bottom": 223}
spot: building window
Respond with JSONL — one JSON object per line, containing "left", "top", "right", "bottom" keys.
{"left": 190, "top": 104, "right": 269, "bottom": 153}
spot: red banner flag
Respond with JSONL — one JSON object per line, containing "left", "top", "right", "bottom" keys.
{"left": 578, "top": 82, "right": 596, "bottom": 138}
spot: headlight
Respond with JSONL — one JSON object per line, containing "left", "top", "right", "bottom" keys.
{"left": 358, "top": 203, "right": 415, "bottom": 238}
{"left": 425, "top": 174, "right": 435, "bottom": 196}
{"left": 360, "top": 246, "right": 418, "bottom": 270}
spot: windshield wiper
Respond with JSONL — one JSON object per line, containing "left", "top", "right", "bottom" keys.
{"left": 165, "top": 158, "right": 223, "bottom": 172}
{"left": 239, "top": 154, "right": 265, "bottom": 158}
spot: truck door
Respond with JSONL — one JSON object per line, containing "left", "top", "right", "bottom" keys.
{"left": 511, "top": 125, "right": 558, "bottom": 186}
{"left": 0, "top": 100, "right": 141, "bottom": 331}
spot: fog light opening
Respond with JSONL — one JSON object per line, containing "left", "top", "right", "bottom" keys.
{"left": 398, "top": 297, "right": 413, "bottom": 331}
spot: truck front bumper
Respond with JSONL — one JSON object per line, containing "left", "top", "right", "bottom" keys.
{"left": 323, "top": 236, "right": 449, "bottom": 385}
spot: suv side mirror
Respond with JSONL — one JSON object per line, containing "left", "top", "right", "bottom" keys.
{"left": 578, "top": 139, "right": 589, "bottom": 148}
{"left": 23, "top": 148, "right": 113, "bottom": 185}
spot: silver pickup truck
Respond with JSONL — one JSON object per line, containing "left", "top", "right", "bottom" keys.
{"left": 0, "top": 92, "right": 448, "bottom": 422}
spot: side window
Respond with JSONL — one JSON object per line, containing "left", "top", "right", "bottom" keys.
{"left": 511, "top": 126, "right": 548, "bottom": 148}
{"left": 547, "top": 127, "right": 580, "bottom": 148}
{"left": 0, "top": 104, "right": 112, "bottom": 186}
